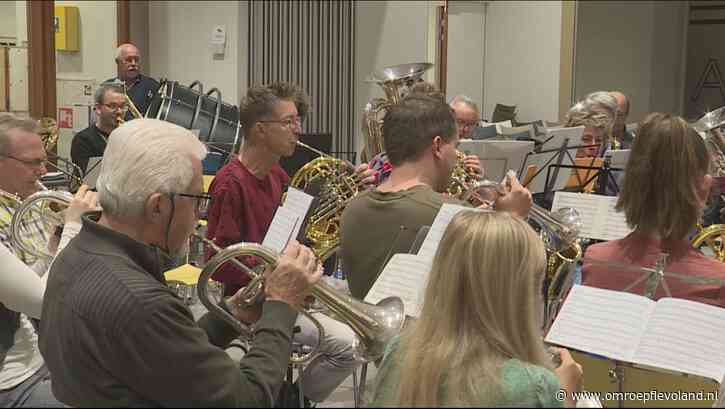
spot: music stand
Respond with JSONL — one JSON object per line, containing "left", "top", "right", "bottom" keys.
{"left": 576, "top": 256, "right": 725, "bottom": 407}
{"left": 458, "top": 140, "right": 534, "bottom": 183}
{"left": 547, "top": 157, "right": 623, "bottom": 196}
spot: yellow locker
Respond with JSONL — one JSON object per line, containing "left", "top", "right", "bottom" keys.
{"left": 54, "top": 6, "right": 80, "bottom": 51}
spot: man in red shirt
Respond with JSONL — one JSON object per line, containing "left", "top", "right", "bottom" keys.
{"left": 206, "top": 82, "right": 373, "bottom": 405}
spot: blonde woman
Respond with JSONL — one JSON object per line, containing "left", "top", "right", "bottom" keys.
{"left": 371, "top": 211, "right": 582, "bottom": 407}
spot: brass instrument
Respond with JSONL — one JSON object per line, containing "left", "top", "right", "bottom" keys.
{"left": 289, "top": 141, "right": 364, "bottom": 261}
{"left": 10, "top": 187, "right": 73, "bottom": 262}
{"left": 691, "top": 107, "right": 725, "bottom": 260}
{"left": 362, "top": 62, "right": 433, "bottom": 162}
{"left": 446, "top": 151, "right": 481, "bottom": 198}
{"left": 195, "top": 234, "right": 405, "bottom": 363}
{"left": 461, "top": 177, "right": 582, "bottom": 329}
{"left": 110, "top": 80, "right": 144, "bottom": 124}
{"left": 37, "top": 117, "right": 85, "bottom": 191}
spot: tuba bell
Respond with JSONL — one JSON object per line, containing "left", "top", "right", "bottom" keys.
{"left": 195, "top": 234, "right": 405, "bottom": 363}
{"left": 361, "top": 62, "right": 434, "bottom": 162}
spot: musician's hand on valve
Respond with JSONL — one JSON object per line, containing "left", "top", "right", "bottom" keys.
{"left": 463, "top": 154, "right": 484, "bottom": 180}
{"left": 551, "top": 347, "right": 583, "bottom": 408}
{"left": 265, "top": 240, "right": 323, "bottom": 308}
{"left": 354, "top": 163, "right": 377, "bottom": 188}
{"left": 494, "top": 176, "right": 532, "bottom": 218}
{"left": 64, "top": 185, "right": 101, "bottom": 224}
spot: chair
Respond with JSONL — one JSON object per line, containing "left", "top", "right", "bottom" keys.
{"left": 202, "top": 151, "right": 225, "bottom": 175}
{"left": 491, "top": 103, "right": 517, "bottom": 123}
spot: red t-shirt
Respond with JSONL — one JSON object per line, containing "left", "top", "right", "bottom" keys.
{"left": 582, "top": 232, "right": 725, "bottom": 307}
{"left": 205, "top": 158, "right": 290, "bottom": 293}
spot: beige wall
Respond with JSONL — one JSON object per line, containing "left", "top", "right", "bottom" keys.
{"left": 574, "top": 1, "right": 688, "bottom": 122}
{"left": 685, "top": 1, "right": 725, "bottom": 120}
{"left": 55, "top": 1, "right": 117, "bottom": 84}
{"left": 148, "top": 1, "right": 242, "bottom": 104}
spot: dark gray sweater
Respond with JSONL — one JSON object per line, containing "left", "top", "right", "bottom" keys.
{"left": 39, "top": 212, "right": 298, "bottom": 407}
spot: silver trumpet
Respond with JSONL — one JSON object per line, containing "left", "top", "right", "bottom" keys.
{"left": 195, "top": 233, "right": 405, "bottom": 363}
{"left": 10, "top": 184, "right": 74, "bottom": 262}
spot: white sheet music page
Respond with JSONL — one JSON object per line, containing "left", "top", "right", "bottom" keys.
{"left": 416, "top": 204, "right": 476, "bottom": 262}
{"left": 633, "top": 298, "right": 725, "bottom": 382}
{"left": 551, "top": 192, "right": 631, "bottom": 241}
{"left": 282, "top": 187, "right": 315, "bottom": 241}
{"left": 364, "top": 253, "right": 432, "bottom": 318}
{"left": 545, "top": 285, "right": 656, "bottom": 363}
{"left": 262, "top": 206, "right": 299, "bottom": 254}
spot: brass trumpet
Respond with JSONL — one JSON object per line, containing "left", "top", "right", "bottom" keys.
{"left": 195, "top": 233, "right": 405, "bottom": 363}
{"left": 111, "top": 81, "right": 144, "bottom": 124}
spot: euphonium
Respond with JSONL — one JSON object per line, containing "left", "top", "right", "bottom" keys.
{"left": 362, "top": 62, "right": 434, "bottom": 162}
{"left": 195, "top": 234, "right": 405, "bottom": 363}
{"left": 10, "top": 186, "right": 74, "bottom": 262}
{"left": 289, "top": 141, "right": 364, "bottom": 262}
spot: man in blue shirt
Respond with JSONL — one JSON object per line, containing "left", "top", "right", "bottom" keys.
{"left": 105, "top": 43, "right": 159, "bottom": 120}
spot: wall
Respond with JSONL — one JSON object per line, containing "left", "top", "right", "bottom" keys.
{"left": 0, "top": 2, "right": 17, "bottom": 39}
{"left": 446, "top": 1, "right": 486, "bottom": 108}
{"left": 574, "top": 1, "right": 687, "bottom": 122}
{"left": 148, "top": 1, "right": 242, "bottom": 104}
{"left": 684, "top": 1, "right": 725, "bottom": 120}
{"left": 129, "top": 0, "right": 150, "bottom": 73}
{"left": 55, "top": 1, "right": 117, "bottom": 84}
{"left": 483, "top": 1, "right": 563, "bottom": 123}
{"left": 354, "top": 0, "right": 431, "bottom": 158}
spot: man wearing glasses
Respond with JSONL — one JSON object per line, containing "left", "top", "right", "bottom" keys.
{"left": 206, "top": 82, "right": 370, "bottom": 407}
{"left": 40, "top": 118, "right": 322, "bottom": 406}
{"left": 450, "top": 94, "right": 482, "bottom": 139}
{"left": 71, "top": 83, "right": 126, "bottom": 178}
{"left": 106, "top": 43, "right": 159, "bottom": 120}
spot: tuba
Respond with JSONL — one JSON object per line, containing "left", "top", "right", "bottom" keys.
{"left": 362, "top": 62, "right": 434, "bottom": 162}
{"left": 289, "top": 141, "right": 364, "bottom": 261}
{"left": 10, "top": 185, "right": 74, "bottom": 262}
{"left": 196, "top": 234, "right": 405, "bottom": 363}
{"left": 461, "top": 176, "right": 582, "bottom": 329}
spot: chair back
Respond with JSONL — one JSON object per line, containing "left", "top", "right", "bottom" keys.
{"left": 492, "top": 103, "right": 517, "bottom": 123}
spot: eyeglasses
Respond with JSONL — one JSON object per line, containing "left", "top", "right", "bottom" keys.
{"left": 169, "top": 192, "right": 212, "bottom": 214}
{"left": 1, "top": 154, "right": 47, "bottom": 168}
{"left": 456, "top": 119, "right": 480, "bottom": 129}
{"left": 101, "top": 103, "right": 129, "bottom": 112}
{"left": 259, "top": 116, "right": 303, "bottom": 129}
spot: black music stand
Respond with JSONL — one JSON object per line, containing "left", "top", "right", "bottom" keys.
{"left": 545, "top": 157, "right": 623, "bottom": 196}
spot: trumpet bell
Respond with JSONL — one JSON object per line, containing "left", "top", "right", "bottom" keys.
{"left": 348, "top": 296, "right": 405, "bottom": 362}
{"left": 693, "top": 106, "right": 725, "bottom": 134}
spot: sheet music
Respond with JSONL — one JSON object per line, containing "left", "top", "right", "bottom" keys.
{"left": 545, "top": 285, "right": 655, "bottom": 363}
{"left": 633, "top": 298, "right": 725, "bottom": 382}
{"left": 522, "top": 151, "right": 575, "bottom": 194}
{"left": 416, "top": 204, "right": 475, "bottom": 262}
{"left": 261, "top": 206, "right": 299, "bottom": 254}
{"left": 364, "top": 253, "right": 432, "bottom": 318}
{"left": 551, "top": 192, "right": 631, "bottom": 241}
{"left": 282, "top": 187, "right": 315, "bottom": 241}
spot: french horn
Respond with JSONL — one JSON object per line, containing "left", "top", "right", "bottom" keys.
{"left": 10, "top": 185, "right": 74, "bottom": 262}
{"left": 195, "top": 233, "right": 405, "bottom": 363}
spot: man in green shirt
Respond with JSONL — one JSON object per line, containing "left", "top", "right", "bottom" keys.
{"left": 341, "top": 95, "right": 532, "bottom": 299}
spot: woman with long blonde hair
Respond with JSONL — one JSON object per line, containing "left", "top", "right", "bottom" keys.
{"left": 371, "top": 211, "right": 582, "bottom": 407}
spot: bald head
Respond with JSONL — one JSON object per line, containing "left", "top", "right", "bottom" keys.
{"left": 609, "top": 91, "right": 629, "bottom": 120}
{"left": 115, "top": 43, "right": 141, "bottom": 82}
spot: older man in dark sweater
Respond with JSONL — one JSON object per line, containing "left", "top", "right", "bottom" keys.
{"left": 40, "top": 119, "right": 321, "bottom": 407}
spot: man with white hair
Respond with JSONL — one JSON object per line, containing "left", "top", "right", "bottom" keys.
{"left": 39, "top": 119, "right": 322, "bottom": 407}
{"left": 449, "top": 94, "right": 481, "bottom": 139}
{"left": 105, "top": 43, "right": 159, "bottom": 120}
